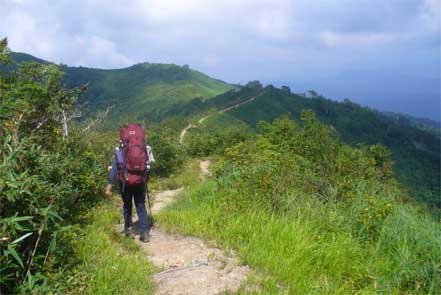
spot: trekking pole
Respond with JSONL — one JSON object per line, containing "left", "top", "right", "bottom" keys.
{"left": 146, "top": 184, "right": 154, "bottom": 226}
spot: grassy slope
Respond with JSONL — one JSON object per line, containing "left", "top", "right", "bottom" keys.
{"left": 63, "top": 63, "right": 233, "bottom": 124}
{"left": 10, "top": 52, "right": 233, "bottom": 125}
{"left": 158, "top": 180, "right": 441, "bottom": 295}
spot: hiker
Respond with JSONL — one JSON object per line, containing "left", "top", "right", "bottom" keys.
{"left": 104, "top": 124, "right": 155, "bottom": 243}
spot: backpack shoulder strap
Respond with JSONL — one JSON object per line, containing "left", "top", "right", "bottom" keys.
{"left": 115, "top": 147, "right": 124, "bottom": 164}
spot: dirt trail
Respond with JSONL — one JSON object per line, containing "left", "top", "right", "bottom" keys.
{"left": 199, "top": 160, "right": 212, "bottom": 178}
{"left": 179, "top": 92, "right": 262, "bottom": 144}
{"left": 118, "top": 160, "right": 250, "bottom": 295}
{"left": 217, "top": 94, "right": 260, "bottom": 114}
{"left": 178, "top": 124, "right": 194, "bottom": 145}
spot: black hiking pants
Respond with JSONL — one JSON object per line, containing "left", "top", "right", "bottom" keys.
{"left": 120, "top": 184, "right": 149, "bottom": 233}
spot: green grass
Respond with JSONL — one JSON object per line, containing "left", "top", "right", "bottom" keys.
{"left": 67, "top": 200, "right": 155, "bottom": 295}
{"left": 149, "top": 158, "right": 202, "bottom": 191}
{"left": 157, "top": 180, "right": 441, "bottom": 295}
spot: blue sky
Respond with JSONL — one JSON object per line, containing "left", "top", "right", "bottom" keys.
{"left": 1, "top": 0, "right": 440, "bottom": 119}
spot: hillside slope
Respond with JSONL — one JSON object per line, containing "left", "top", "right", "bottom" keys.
{"left": 10, "top": 52, "right": 233, "bottom": 124}
{"left": 179, "top": 83, "right": 440, "bottom": 209}
{"left": 159, "top": 112, "right": 441, "bottom": 294}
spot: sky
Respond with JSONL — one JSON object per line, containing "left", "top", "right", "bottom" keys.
{"left": 1, "top": 0, "right": 440, "bottom": 119}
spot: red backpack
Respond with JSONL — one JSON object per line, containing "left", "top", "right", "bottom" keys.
{"left": 118, "top": 124, "right": 149, "bottom": 187}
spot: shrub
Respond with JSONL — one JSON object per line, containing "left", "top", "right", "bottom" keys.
{"left": 0, "top": 39, "right": 105, "bottom": 293}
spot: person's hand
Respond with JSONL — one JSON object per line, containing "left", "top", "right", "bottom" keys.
{"left": 104, "top": 184, "right": 112, "bottom": 198}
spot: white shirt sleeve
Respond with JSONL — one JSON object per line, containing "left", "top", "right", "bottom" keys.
{"left": 146, "top": 145, "right": 155, "bottom": 163}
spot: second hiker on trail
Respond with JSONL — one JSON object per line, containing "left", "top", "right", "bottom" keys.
{"left": 104, "top": 123, "right": 155, "bottom": 243}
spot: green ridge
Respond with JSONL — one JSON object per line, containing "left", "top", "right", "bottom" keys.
{"left": 10, "top": 52, "right": 234, "bottom": 124}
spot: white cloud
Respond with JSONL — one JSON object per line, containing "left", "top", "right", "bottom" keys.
{"left": 419, "top": 0, "right": 441, "bottom": 32}
{"left": 72, "top": 36, "right": 133, "bottom": 68}
{"left": 0, "top": 0, "right": 439, "bottom": 81}
{"left": 319, "top": 31, "right": 410, "bottom": 48}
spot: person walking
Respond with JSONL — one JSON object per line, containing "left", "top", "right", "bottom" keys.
{"left": 104, "top": 124, "right": 155, "bottom": 243}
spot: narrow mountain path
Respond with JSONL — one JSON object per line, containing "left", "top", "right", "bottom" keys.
{"left": 180, "top": 92, "right": 263, "bottom": 144}
{"left": 178, "top": 124, "right": 194, "bottom": 144}
{"left": 118, "top": 160, "right": 251, "bottom": 295}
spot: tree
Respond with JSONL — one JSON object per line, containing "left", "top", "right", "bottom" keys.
{"left": 1, "top": 41, "right": 84, "bottom": 144}
{"left": 246, "top": 80, "right": 263, "bottom": 90}
{"left": 307, "top": 90, "right": 318, "bottom": 98}
{"left": 281, "top": 85, "right": 291, "bottom": 94}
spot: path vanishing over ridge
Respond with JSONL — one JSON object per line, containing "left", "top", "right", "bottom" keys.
{"left": 179, "top": 92, "right": 263, "bottom": 144}
{"left": 117, "top": 161, "right": 251, "bottom": 295}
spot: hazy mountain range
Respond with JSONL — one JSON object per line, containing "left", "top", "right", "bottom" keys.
{"left": 268, "top": 70, "right": 440, "bottom": 122}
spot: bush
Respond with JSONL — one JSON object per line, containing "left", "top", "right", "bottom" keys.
{"left": 185, "top": 125, "right": 249, "bottom": 157}
{"left": 0, "top": 39, "right": 106, "bottom": 293}
{"left": 149, "top": 131, "right": 184, "bottom": 177}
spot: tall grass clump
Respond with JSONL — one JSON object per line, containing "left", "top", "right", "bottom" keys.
{"left": 158, "top": 111, "right": 441, "bottom": 294}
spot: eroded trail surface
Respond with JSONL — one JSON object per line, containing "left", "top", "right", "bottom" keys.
{"left": 118, "top": 161, "right": 250, "bottom": 295}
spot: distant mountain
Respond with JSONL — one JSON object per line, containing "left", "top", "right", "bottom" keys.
{"left": 269, "top": 70, "right": 441, "bottom": 121}
{"left": 10, "top": 52, "right": 49, "bottom": 64}
{"left": 381, "top": 111, "right": 440, "bottom": 133}
{"left": 175, "top": 82, "right": 440, "bottom": 210}
{"left": 10, "top": 52, "right": 233, "bottom": 124}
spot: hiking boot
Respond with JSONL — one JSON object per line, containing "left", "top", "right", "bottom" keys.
{"left": 124, "top": 228, "right": 134, "bottom": 239}
{"left": 140, "top": 231, "right": 150, "bottom": 243}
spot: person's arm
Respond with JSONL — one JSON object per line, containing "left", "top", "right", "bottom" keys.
{"left": 105, "top": 156, "right": 118, "bottom": 197}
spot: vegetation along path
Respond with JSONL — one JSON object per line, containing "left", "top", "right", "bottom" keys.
{"left": 117, "top": 160, "right": 251, "bottom": 295}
